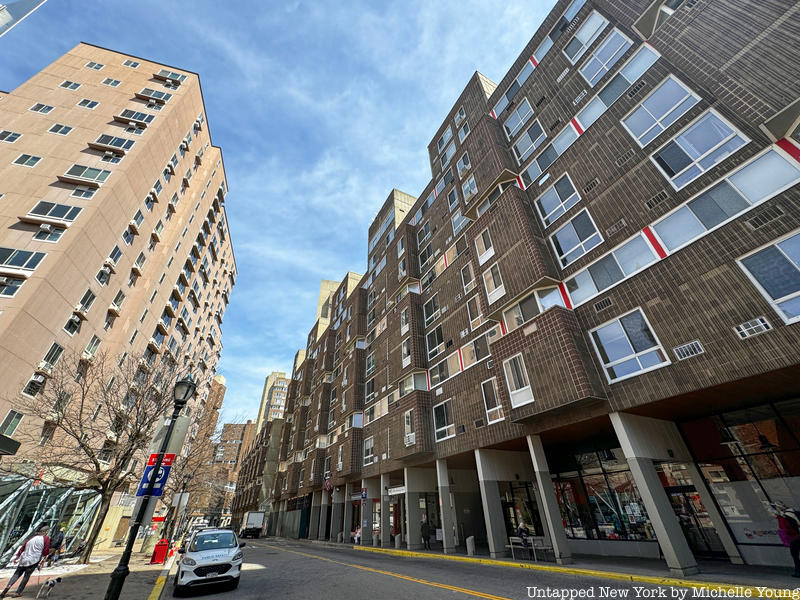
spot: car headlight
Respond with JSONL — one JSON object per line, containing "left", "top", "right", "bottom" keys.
{"left": 182, "top": 557, "right": 197, "bottom": 566}
{"left": 233, "top": 551, "right": 243, "bottom": 561}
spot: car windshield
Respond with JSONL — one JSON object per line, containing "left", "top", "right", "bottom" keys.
{"left": 189, "top": 532, "right": 237, "bottom": 552}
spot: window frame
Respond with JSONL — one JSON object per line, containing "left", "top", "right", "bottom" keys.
{"left": 475, "top": 228, "right": 495, "bottom": 265}
{"left": 563, "top": 10, "right": 609, "bottom": 64}
{"left": 513, "top": 119, "right": 547, "bottom": 164}
{"left": 432, "top": 399, "right": 455, "bottom": 442}
{"left": 549, "top": 208, "right": 604, "bottom": 268}
{"left": 482, "top": 262, "right": 506, "bottom": 305}
{"left": 620, "top": 74, "right": 699, "bottom": 148}
{"left": 503, "top": 353, "right": 534, "bottom": 407}
{"left": 589, "top": 307, "right": 670, "bottom": 384}
{"left": 504, "top": 97, "right": 534, "bottom": 140}
{"left": 481, "top": 377, "right": 504, "bottom": 424}
{"left": 578, "top": 27, "right": 633, "bottom": 87}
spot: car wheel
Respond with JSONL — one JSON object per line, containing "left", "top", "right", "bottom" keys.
{"left": 172, "top": 584, "right": 184, "bottom": 597}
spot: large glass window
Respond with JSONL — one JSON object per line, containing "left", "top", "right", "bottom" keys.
{"left": 580, "top": 29, "right": 632, "bottom": 86}
{"left": 534, "top": 0, "right": 587, "bottom": 63}
{"left": 564, "top": 11, "right": 608, "bottom": 64}
{"left": 481, "top": 378, "right": 504, "bottom": 423}
{"left": 433, "top": 400, "right": 455, "bottom": 441}
{"left": 739, "top": 230, "right": 800, "bottom": 324}
{"left": 651, "top": 111, "right": 747, "bottom": 189}
{"left": 550, "top": 210, "right": 603, "bottom": 267}
{"left": 622, "top": 76, "right": 698, "bottom": 146}
{"left": 536, "top": 174, "right": 580, "bottom": 227}
{"left": 513, "top": 120, "right": 546, "bottom": 163}
{"left": 503, "top": 354, "right": 533, "bottom": 407}
{"left": 504, "top": 98, "right": 534, "bottom": 139}
{"left": 482, "top": 263, "right": 505, "bottom": 304}
{"left": 590, "top": 308, "right": 668, "bottom": 383}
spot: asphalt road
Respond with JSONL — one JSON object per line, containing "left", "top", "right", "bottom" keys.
{"left": 166, "top": 539, "right": 752, "bottom": 600}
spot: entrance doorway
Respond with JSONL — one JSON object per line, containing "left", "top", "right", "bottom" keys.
{"left": 665, "top": 485, "right": 726, "bottom": 558}
{"left": 500, "top": 481, "right": 544, "bottom": 537}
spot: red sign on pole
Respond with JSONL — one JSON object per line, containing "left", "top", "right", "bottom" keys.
{"left": 147, "top": 453, "right": 176, "bottom": 467}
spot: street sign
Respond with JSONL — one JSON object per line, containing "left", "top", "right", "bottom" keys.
{"left": 136, "top": 453, "right": 175, "bottom": 497}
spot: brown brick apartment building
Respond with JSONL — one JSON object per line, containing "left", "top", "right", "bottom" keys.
{"left": 263, "top": 0, "right": 800, "bottom": 574}
{"left": 0, "top": 44, "right": 236, "bottom": 490}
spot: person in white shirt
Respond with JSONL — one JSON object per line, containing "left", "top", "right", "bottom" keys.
{"left": 1, "top": 525, "right": 50, "bottom": 598}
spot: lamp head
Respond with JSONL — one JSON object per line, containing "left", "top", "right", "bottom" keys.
{"left": 173, "top": 374, "right": 197, "bottom": 409}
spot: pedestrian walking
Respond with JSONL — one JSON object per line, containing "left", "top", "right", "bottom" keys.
{"left": 1, "top": 525, "right": 50, "bottom": 598}
{"left": 516, "top": 522, "right": 533, "bottom": 560}
{"left": 45, "top": 528, "right": 64, "bottom": 568}
{"left": 773, "top": 502, "right": 800, "bottom": 577}
{"left": 420, "top": 520, "right": 431, "bottom": 550}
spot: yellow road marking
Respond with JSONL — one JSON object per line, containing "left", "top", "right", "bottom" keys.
{"left": 147, "top": 575, "right": 166, "bottom": 600}
{"left": 258, "top": 542, "right": 510, "bottom": 600}
{"left": 353, "top": 546, "right": 788, "bottom": 597}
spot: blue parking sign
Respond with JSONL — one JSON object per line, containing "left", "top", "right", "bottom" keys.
{"left": 136, "top": 453, "right": 175, "bottom": 497}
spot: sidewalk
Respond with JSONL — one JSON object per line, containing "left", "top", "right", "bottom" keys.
{"left": 0, "top": 547, "right": 167, "bottom": 599}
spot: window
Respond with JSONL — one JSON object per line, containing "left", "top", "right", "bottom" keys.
{"left": 503, "top": 287, "right": 564, "bottom": 332}
{"left": 566, "top": 232, "right": 659, "bottom": 305}
{"left": 157, "top": 69, "right": 186, "bottom": 83}
{"left": 132, "top": 210, "right": 144, "bottom": 227}
{"left": 454, "top": 106, "right": 466, "bottom": 125}
{"left": 418, "top": 242, "right": 433, "bottom": 271}
{"left": 138, "top": 87, "right": 172, "bottom": 102}
{"left": 482, "top": 378, "right": 504, "bottom": 423}
{"left": 591, "top": 309, "right": 669, "bottom": 383}
{"left": 504, "top": 98, "right": 534, "bottom": 139}
{"left": 28, "top": 201, "right": 82, "bottom": 222}
{"left": 458, "top": 121, "right": 470, "bottom": 143}
{"left": 651, "top": 110, "right": 748, "bottom": 189}
{"left": 0, "top": 410, "right": 23, "bottom": 436}
{"left": 653, "top": 148, "right": 800, "bottom": 252}
{"left": 363, "top": 436, "right": 374, "bottom": 465}
{"left": 447, "top": 189, "right": 459, "bottom": 212}
{"left": 437, "top": 126, "right": 453, "bottom": 153}
{"left": 60, "top": 80, "right": 80, "bottom": 90}
{"left": 101, "top": 77, "right": 121, "bottom": 87}
{"left": 123, "top": 59, "right": 139, "bottom": 68}
{"left": 482, "top": 263, "right": 506, "bottom": 304}
{"left": 520, "top": 123, "right": 580, "bottom": 185}
{"left": 513, "top": 120, "right": 546, "bottom": 163}
{"left": 95, "top": 134, "right": 135, "bottom": 152}
{"left": 403, "top": 409, "right": 415, "bottom": 444}
{"left": 366, "top": 378, "right": 375, "bottom": 404}
{"left": 461, "top": 332, "right": 490, "bottom": 370}
{"left": 417, "top": 221, "right": 431, "bottom": 246}
{"left": 122, "top": 228, "right": 134, "bottom": 245}
{"left": 401, "top": 338, "right": 411, "bottom": 367}
{"left": 534, "top": 0, "right": 586, "bottom": 63}
{"left": 433, "top": 400, "right": 455, "bottom": 441}
{"left": 30, "top": 103, "right": 54, "bottom": 114}
{"left": 451, "top": 209, "right": 469, "bottom": 235}
{"left": 48, "top": 123, "right": 72, "bottom": 136}
{"left": 579, "top": 29, "right": 632, "bottom": 86}
{"left": 423, "top": 296, "right": 440, "bottom": 326}
{"left": 475, "top": 228, "right": 495, "bottom": 265}
{"left": 77, "top": 289, "right": 96, "bottom": 312}
{"left": 77, "top": 98, "right": 99, "bottom": 109}
{"left": 492, "top": 59, "right": 535, "bottom": 118}
{"left": 655, "top": 0, "right": 685, "bottom": 31}
{"left": 563, "top": 11, "right": 608, "bottom": 64}
{"left": 65, "top": 164, "right": 111, "bottom": 184}
{"left": 457, "top": 152, "right": 471, "bottom": 178}
{"left": 622, "top": 76, "right": 699, "bottom": 147}
{"left": 108, "top": 245, "right": 122, "bottom": 264}
{"left": 738, "top": 230, "right": 800, "bottom": 324}
{"left": 462, "top": 176, "right": 478, "bottom": 201}
{"left": 503, "top": 354, "right": 534, "bottom": 407}
{"left": 34, "top": 227, "right": 64, "bottom": 242}
{"left": 42, "top": 342, "right": 64, "bottom": 367}
{"left": 119, "top": 109, "right": 154, "bottom": 124}
{"left": 399, "top": 373, "right": 427, "bottom": 397}
{"left": 365, "top": 352, "right": 376, "bottom": 377}
{"left": 440, "top": 141, "right": 456, "bottom": 168}
{"left": 457, "top": 265, "right": 475, "bottom": 298}
{"left": 85, "top": 61, "right": 104, "bottom": 70}
{"left": 550, "top": 210, "right": 603, "bottom": 267}
{"left": 0, "top": 130, "right": 21, "bottom": 143}
{"left": 535, "top": 174, "right": 580, "bottom": 227}
{"left": 426, "top": 325, "right": 444, "bottom": 360}
{"left": 84, "top": 335, "right": 101, "bottom": 358}
{"left": 430, "top": 352, "right": 460, "bottom": 387}
{"left": 12, "top": 154, "right": 41, "bottom": 168}
{"left": 0, "top": 278, "right": 24, "bottom": 297}
{"left": 575, "top": 45, "right": 660, "bottom": 131}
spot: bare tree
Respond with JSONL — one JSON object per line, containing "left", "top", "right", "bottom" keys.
{"left": 6, "top": 349, "right": 182, "bottom": 563}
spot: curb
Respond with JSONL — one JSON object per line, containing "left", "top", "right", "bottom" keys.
{"left": 352, "top": 545, "right": 790, "bottom": 596}
{"left": 152, "top": 553, "right": 176, "bottom": 600}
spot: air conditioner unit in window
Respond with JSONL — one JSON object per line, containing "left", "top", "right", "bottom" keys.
{"left": 31, "top": 373, "right": 46, "bottom": 384}
{"left": 0, "top": 277, "right": 10, "bottom": 286}
{"left": 68, "top": 314, "right": 81, "bottom": 326}
{"left": 103, "top": 151, "right": 115, "bottom": 159}
{"left": 39, "top": 223, "right": 52, "bottom": 233}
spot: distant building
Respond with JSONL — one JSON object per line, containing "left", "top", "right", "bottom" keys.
{"left": 255, "top": 371, "right": 289, "bottom": 432}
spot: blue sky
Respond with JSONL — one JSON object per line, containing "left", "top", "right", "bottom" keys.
{"left": 0, "top": 0, "right": 557, "bottom": 421}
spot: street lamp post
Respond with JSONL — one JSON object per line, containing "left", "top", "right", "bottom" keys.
{"left": 104, "top": 375, "right": 196, "bottom": 600}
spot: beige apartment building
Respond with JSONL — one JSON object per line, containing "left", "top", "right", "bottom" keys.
{"left": 255, "top": 371, "right": 289, "bottom": 432}
{"left": 0, "top": 43, "right": 236, "bottom": 472}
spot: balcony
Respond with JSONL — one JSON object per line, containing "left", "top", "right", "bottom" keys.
{"left": 148, "top": 336, "right": 163, "bottom": 353}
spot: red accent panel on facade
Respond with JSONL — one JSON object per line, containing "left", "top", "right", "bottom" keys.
{"left": 777, "top": 138, "right": 800, "bottom": 164}
{"left": 516, "top": 175, "right": 525, "bottom": 190}
{"left": 458, "top": 347, "right": 464, "bottom": 371}
{"left": 530, "top": 55, "right": 538, "bottom": 67}
{"left": 642, "top": 226, "right": 668, "bottom": 259}
{"left": 558, "top": 282, "right": 573, "bottom": 310}
{"left": 500, "top": 320, "right": 507, "bottom": 336}
{"left": 426, "top": 371, "right": 431, "bottom": 390}
{"left": 490, "top": 109, "right": 497, "bottom": 119}
{"left": 571, "top": 118, "right": 584, "bottom": 136}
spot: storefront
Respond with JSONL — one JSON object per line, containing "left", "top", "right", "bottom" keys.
{"left": 679, "top": 399, "right": 800, "bottom": 566}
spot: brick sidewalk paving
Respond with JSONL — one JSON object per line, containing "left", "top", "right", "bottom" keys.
{"left": 0, "top": 548, "right": 166, "bottom": 599}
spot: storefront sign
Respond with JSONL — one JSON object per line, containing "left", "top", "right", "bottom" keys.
{"left": 386, "top": 486, "right": 406, "bottom": 496}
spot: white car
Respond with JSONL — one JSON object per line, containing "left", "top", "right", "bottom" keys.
{"left": 173, "top": 528, "right": 245, "bottom": 596}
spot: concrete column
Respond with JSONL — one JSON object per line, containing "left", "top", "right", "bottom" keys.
{"left": 360, "top": 478, "right": 380, "bottom": 545}
{"left": 436, "top": 459, "right": 456, "bottom": 553}
{"left": 343, "top": 483, "right": 354, "bottom": 543}
{"left": 309, "top": 491, "right": 321, "bottom": 540}
{"left": 684, "top": 462, "right": 743, "bottom": 564}
{"left": 611, "top": 412, "right": 699, "bottom": 576}
{"left": 330, "top": 486, "right": 344, "bottom": 542}
{"left": 318, "top": 490, "right": 330, "bottom": 540}
{"left": 527, "top": 435, "right": 573, "bottom": 565}
{"left": 404, "top": 492, "right": 422, "bottom": 549}
{"left": 380, "top": 473, "right": 391, "bottom": 548}
{"left": 474, "top": 449, "right": 509, "bottom": 559}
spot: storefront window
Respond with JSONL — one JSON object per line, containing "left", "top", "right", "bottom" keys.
{"left": 552, "top": 447, "right": 656, "bottom": 541}
{"left": 680, "top": 400, "right": 800, "bottom": 547}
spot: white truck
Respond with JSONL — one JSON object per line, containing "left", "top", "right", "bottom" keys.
{"left": 239, "top": 511, "right": 265, "bottom": 538}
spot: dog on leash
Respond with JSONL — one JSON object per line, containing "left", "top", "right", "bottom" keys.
{"left": 35, "top": 577, "right": 61, "bottom": 598}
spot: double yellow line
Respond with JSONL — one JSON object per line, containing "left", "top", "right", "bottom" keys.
{"left": 256, "top": 542, "right": 510, "bottom": 600}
